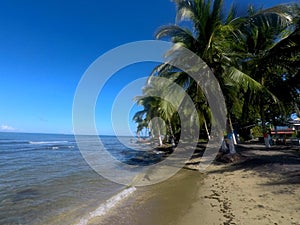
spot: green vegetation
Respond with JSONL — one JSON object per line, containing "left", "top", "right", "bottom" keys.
{"left": 251, "top": 126, "right": 262, "bottom": 139}
{"left": 134, "top": 0, "right": 300, "bottom": 147}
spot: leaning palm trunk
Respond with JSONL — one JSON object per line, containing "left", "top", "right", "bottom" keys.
{"left": 158, "top": 128, "right": 163, "bottom": 146}
{"left": 227, "top": 136, "right": 236, "bottom": 154}
{"left": 204, "top": 119, "right": 211, "bottom": 140}
{"left": 149, "top": 120, "right": 163, "bottom": 146}
{"left": 227, "top": 117, "right": 236, "bottom": 154}
{"left": 168, "top": 122, "right": 176, "bottom": 146}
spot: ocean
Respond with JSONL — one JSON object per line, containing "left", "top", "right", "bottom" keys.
{"left": 0, "top": 132, "right": 203, "bottom": 225}
{"left": 0, "top": 132, "right": 138, "bottom": 225}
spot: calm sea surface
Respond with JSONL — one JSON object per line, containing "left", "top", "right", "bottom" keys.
{"left": 0, "top": 132, "right": 145, "bottom": 225}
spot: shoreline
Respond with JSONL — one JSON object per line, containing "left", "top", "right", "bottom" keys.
{"left": 87, "top": 169, "right": 204, "bottom": 225}
{"left": 85, "top": 144, "right": 300, "bottom": 225}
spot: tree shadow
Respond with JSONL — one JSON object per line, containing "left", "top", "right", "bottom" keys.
{"left": 207, "top": 145, "right": 300, "bottom": 185}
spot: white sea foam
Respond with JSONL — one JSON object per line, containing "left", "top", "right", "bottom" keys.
{"left": 76, "top": 186, "right": 136, "bottom": 225}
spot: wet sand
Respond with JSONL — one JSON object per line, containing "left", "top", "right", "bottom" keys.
{"left": 88, "top": 169, "right": 204, "bottom": 225}
{"left": 87, "top": 144, "right": 300, "bottom": 225}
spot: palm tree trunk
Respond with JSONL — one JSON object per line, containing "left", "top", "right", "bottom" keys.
{"left": 261, "top": 104, "right": 270, "bottom": 148}
{"left": 204, "top": 119, "right": 211, "bottom": 140}
{"left": 260, "top": 77, "right": 270, "bottom": 148}
{"left": 228, "top": 117, "right": 237, "bottom": 145}
{"left": 241, "top": 86, "right": 252, "bottom": 125}
{"left": 168, "top": 122, "right": 176, "bottom": 146}
{"left": 158, "top": 128, "right": 163, "bottom": 146}
{"left": 227, "top": 117, "right": 236, "bottom": 154}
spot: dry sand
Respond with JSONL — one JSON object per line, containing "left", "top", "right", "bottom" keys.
{"left": 179, "top": 144, "right": 300, "bottom": 225}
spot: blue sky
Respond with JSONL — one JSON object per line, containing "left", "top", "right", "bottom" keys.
{"left": 0, "top": 0, "right": 296, "bottom": 135}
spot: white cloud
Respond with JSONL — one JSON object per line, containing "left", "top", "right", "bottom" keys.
{"left": 0, "top": 124, "right": 16, "bottom": 131}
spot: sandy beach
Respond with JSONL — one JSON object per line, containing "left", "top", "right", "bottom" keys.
{"left": 179, "top": 144, "right": 300, "bottom": 225}
{"left": 87, "top": 143, "right": 300, "bottom": 225}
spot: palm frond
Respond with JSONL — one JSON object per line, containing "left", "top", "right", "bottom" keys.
{"left": 225, "top": 3, "right": 238, "bottom": 25}
{"left": 225, "top": 66, "right": 263, "bottom": 91}
{"left": 172, "top": 0, "right": 198, "bottom": 23}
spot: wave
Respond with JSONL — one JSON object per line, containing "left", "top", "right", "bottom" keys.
{"left": 76, "top": 186, "right": 136, "bottom": 225}
{"left": 29, "top": 141, "right": 69, "bottom": 145}
{"left": 29, "top": 141, "right": 75, "bottom": 150}
{"left": 36, "top": 145, "right": 75, "bottom": 151}
{"left": 49, "top": 145, "right": 75, "bottom": 150}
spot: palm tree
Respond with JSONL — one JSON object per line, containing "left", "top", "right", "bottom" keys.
{"left": 147, "top": 61, "right": 213, "bottom": 141}
{"left": 154, "top": 0, "right": 246, "bottom": 153}
{"left": 133, "top": 95, "right": 165, "bottom": 146}
{"left": 134, "top": 0, "right": 300, "bottom": 150}
{"left": 133, "top": 76, "right": 186, "bottom": 145}
{"left": 227, "top": 3, "right": 300, "bottom": 145}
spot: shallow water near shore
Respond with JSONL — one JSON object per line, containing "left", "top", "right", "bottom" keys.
{"left": 88, "top": 169, "right": 204, "bottom": 225}
{"left": 0, "top": 132, "right": 159, "bottom": 225}
{"left": 0, "top": 132, "right": 205, "bottom": 225}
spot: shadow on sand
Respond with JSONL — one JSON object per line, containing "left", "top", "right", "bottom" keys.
{"left": 207, "top": 144, "right": 300, "bottom": 185}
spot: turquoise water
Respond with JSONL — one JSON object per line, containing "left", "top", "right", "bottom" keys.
{"left": 0, "top": 132, "right": 146, "bottom": 225}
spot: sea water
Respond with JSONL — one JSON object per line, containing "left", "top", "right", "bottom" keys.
{"left": 0, "top": 132, "right": 145, "bottom": 225}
